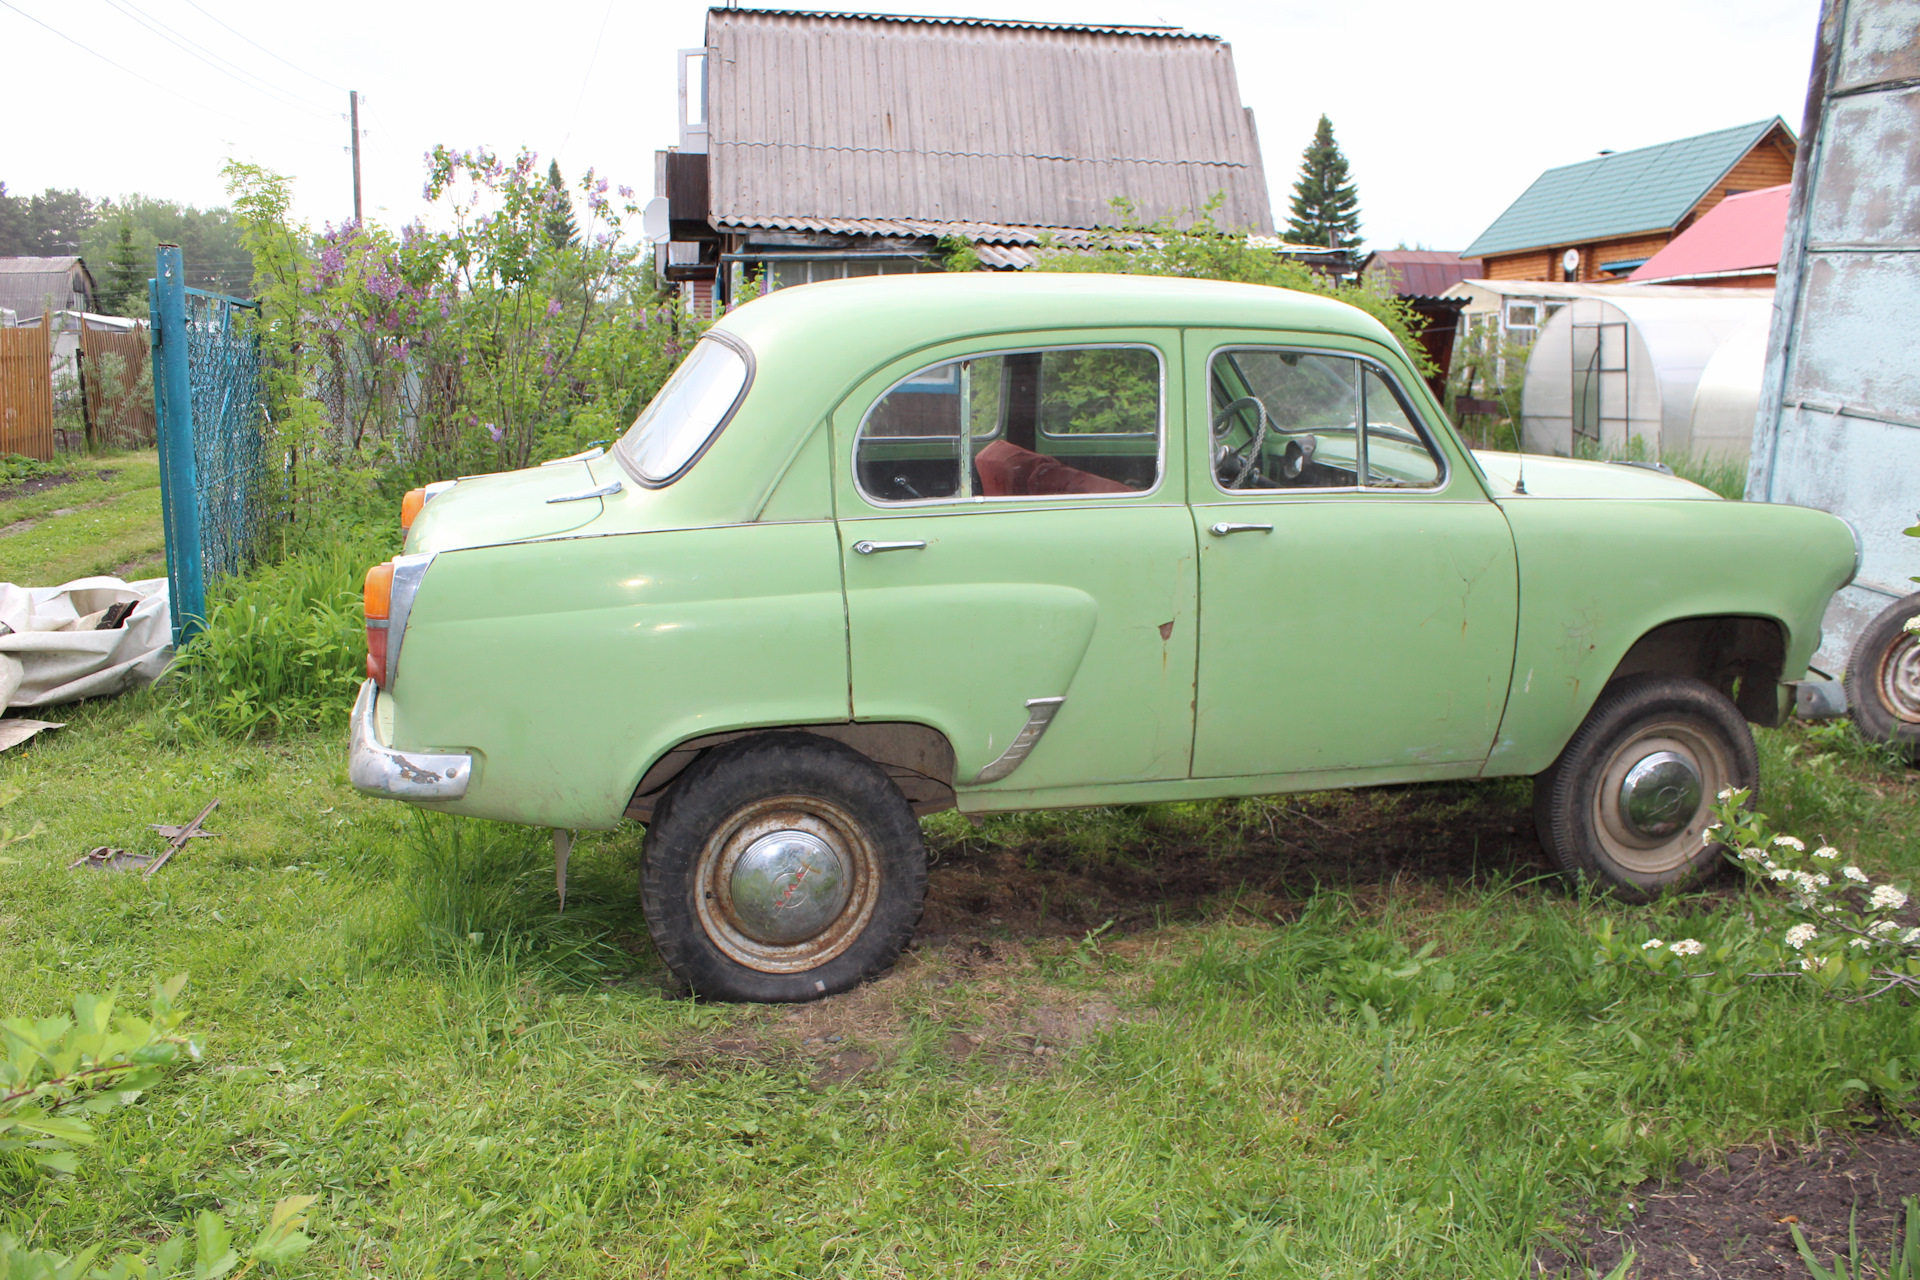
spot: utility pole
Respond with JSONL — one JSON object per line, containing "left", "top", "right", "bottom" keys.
{"left": 350, "top": 89, "right": 363, "bottom": 225}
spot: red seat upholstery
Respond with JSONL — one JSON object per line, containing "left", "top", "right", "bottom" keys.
{"left": 975, "top": 439, "right": 1133, "bottom": 497}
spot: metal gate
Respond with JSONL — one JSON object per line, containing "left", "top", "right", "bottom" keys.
{"left": 149, "top": 245, "right": 266, "bottom": 645}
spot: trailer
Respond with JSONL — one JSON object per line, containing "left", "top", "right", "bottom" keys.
{"left": 1748, "top": 0, "right": 1920, "bottom": 755}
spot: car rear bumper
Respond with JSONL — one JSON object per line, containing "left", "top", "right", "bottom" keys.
{"left": 348, "top": 678, "right": 473, "bottom": 800}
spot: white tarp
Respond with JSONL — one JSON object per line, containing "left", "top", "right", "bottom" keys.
{"left": 0, "top": 577, "right": 173, "bottom": 709}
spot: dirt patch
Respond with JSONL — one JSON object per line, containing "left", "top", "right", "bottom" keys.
{"left": 0, "top": 471, "right": 78, "bottom": 503}
{"left": 918, "top": 782, "right": 1553, "bottom": 946}
{"left": 1541, "top": 1120, "right": 1920, "bottom": 1277}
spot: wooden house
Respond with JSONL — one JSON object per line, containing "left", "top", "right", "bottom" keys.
{"left": 1461, "top": 120, "right": 1796, "bottom": 283}
{"left": 1360, "top": 249, "right": 1483, "bottom": 397}
{"left": 653, "top": 7, "right": 1273, "bottom": 311}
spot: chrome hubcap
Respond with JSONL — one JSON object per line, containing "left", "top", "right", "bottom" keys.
{"left": 1882, "top": 632, "right": 1920, "bottom": 723}
{"left": 727, "top": 830, "right": 851, "bottom": 945}
{"left": 1617, "top": 750, "right": 1703, "bottom": 839}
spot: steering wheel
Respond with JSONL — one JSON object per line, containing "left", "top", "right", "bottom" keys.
{"left": 1210, "top": 396, "right": 1270, "bottom": 489}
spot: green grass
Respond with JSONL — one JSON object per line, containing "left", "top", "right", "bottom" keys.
{"left": 2, "top": 686, "right": 1915, "bottom": 1276}
{"left": 0, "top": 450, "right": 166, "bottom": 584}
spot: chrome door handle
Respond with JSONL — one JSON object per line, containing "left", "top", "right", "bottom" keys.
{"left": 852, "top": 539, "right": 928, "bottom": 555}
{"left": 1208, "top": 522, "right": 1273, "bottom": 537}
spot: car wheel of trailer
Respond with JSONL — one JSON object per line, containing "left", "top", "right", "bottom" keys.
{"left": 641, "top": 733, "right": 928, "bottom": 1002}
{"left": 1843, "top": 591, "right": 1920, "bottom": 762}
{"left": 1533, "top": 674, "right": 1756, "bottom": 903}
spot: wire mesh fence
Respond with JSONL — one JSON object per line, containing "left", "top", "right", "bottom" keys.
{"left": 151, "top": 247, "right": 267, "bottom": 644}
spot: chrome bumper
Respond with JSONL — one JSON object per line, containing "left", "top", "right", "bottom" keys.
{"left": 348, "top": 679, "right": 472, "bottom": 800}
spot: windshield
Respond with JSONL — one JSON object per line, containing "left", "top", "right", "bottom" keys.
{"left": 616, "top": 336, "right": 751, "bottom": 485}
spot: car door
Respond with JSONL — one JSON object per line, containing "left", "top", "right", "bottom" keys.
{"left": 835, "top": 332, "right": 1198, "bottom": 795}
{"left": 1187, "top": 334, "right": 1519, "bottom": 779}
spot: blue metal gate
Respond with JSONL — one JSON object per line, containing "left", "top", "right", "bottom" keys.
{"left": 149, "top": 245, "right": 266, "bottom": 646}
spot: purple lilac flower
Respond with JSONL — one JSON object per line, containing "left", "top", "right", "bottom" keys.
{"left": 487, "top": 423, "right": 503, "bottom": 443}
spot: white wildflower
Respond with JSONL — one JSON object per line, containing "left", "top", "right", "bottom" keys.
{"left": 1770, "top": 867, "right": 1795, "bottom": 882}
{"left": 1843, "top": 866, "right": 1870, "bottom": 883}
{"left": 1784, "top": 923, "right": 1817, "bottom": 950}
{"left": 1813, "top": 873, "right": 1831, "bottom": 888}
{"left": 1773, "top": 835, "right": 1805, "bottom": 851}
{"left": 1738, "top": 847, "right": 1765, "bottom": 862}
{"left": 1850, "top": 937, "right": 1871, "bottom": 949}
{"left": 1641, "top": 938, "right": 1664, "bottom": 951}
{"left": 1702, "top": 824, "right": 1723, "bottom": 846}
{"left": 1813, "top": 846, "right": 1839, "bottom": 861}
{"left": 1868, "top": 884, "right": 1908, "bottom": 911}
{"left": 1903, "top": 928, "right": 1920, "bottom": 946}
{"left": 1716, "top": 788, "right": 1735, "bottom": 801}
{"left": 1906, "top": 615, "right": 1920, "bottom": 634}
{"left": 1800, "top": 956, "right": 1817, "bottom": 971}
{"left": 1792, "top": 871, "right": 1820, "bottom": 894}
{"left": 1668, "top": 939, "right": 1704, "bottom": 957}
{"left": 1868, "top": 920, "right": 1898, "bottom": 939}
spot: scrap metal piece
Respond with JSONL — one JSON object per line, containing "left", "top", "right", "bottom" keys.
{"left": 69, "top": 846, "right": 153, "bottom": 873}
{"left": 553, "top": 828, "right": 573, "bottom": 913}
{"left": 141, "top": 798, "right": 220, "bottom": 878}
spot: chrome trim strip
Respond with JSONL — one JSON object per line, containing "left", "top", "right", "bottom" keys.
{"left": 546, "top": 479, "right": 623, "bottom": 504}
{"left": 348, "top": 679, "right": 472, "bottom": 801}
{"left": 852, "top": 539, "right": 927, "bottom": 555}
{"left": 1208, "top": 522, "right": 1272, "bottom": 536}
{"left": 385, "top": 552, "right": 435, "bottom": 687}
{"left": 971, "top": 696, "right": 1066, "bottom": 785}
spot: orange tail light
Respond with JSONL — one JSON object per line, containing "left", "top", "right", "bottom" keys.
{"left": 364, "top": 561, "right": 394, "bottom": 685}
{"left": 400, "top": 487, "right": 427, "bottom": 532}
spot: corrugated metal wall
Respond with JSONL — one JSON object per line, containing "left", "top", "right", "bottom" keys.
{"left": 707, "top": 10, "right": 1272, "bottom": 234}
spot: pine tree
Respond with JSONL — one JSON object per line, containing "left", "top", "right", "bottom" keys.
{"left": 1284, "top": 115, "right": 1363, "bottom": 250}
{"left": 107, "top": 223, "right": 146, "bottom": 317}
{"left": 543, "top": 161, "right": 580, "bottom": 249}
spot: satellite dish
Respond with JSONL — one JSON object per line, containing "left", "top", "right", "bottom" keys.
{"left": 642, "top": 197, "right": 670, "bottom": 244}
{"left": 1562, "top": 248, "right": 1581, "bottom": 279}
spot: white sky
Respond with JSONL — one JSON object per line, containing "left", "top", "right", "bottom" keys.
{"left": 2, "top": 0, "right": 1820, "bottom": 253}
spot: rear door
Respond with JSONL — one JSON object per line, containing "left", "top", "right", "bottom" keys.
{"left": 834, "top": 331, "right": 1199, "bottom": 796}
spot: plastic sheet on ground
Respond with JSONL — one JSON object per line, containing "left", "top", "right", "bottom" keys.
{"left": 0, "top": 577, "right": 172, "bottom": 709}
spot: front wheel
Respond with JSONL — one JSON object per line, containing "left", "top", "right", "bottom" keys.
{"left": 1533, "top": 674, "right": 1757, "bottom": 902}
{"left": 1843, "top": 591, "right": 1920, "bottom": 761}
{"left": 641, "top": 733, "right": 928, "bottom": 1002}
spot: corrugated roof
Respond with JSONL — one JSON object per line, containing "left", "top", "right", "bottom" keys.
{"left": 1461, "top": 119, "right": 1788, "bottom": 259}
{"left": 1363, "top": 249, "right": 1481, "bottom": 298}
{"left": 1628, "top": 184, "right": 1789, "bottom": 282}
{"left": 705, "top": 7, "right": 1273, "bottom": 234}
{"left": 714, "top": 8, "right": 1211, "bottom": 38}
{"left": 717, "top": 215, "right": 1091, "bottom": 245}
{"left": 0, "top": 256, "right": 93, "bottom": 319}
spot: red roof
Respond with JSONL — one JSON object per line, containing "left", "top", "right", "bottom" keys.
{"left": 1362, "top": 250, "right": 1482, "bottom": 298}
{"left": 1627, "top": 185, "right": 1790, "bottom": 283}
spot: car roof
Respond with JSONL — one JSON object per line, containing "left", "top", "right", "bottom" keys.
{"left": 714, "top": 272, "right": 1398, "bottom": 367}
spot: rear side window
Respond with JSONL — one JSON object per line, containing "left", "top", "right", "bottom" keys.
{"left": 616, "top": 335, "right": 751, "bottom": 485}
{"left": 856, "top": 346, "right": 1161, "bottom": 503}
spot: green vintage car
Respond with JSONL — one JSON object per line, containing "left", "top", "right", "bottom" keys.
{"left": 350, "top": 274, "right": 1857, "bottom": 1001}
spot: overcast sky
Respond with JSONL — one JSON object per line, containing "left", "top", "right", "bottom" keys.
{"left": 2, "top": 0, "right": 1820, "bottom": 253}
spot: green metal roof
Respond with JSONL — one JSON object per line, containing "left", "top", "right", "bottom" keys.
{"left": 1462, "top": 119, "right": 1788, "bottom": 259}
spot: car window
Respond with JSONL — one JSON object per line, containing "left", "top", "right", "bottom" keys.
{"left": 616, "top": 336, "right": 751, "bottom": 485}
{"left": 856, "top": 346, "right": 1161, "bottom": 503}
{"left": 1208, "top": 348, "right": 1443, "bottom": 492}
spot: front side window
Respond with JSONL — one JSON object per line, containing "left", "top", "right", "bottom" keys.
{"left": 1208, "top": 349, "right": 1443, "bottom": 492}
{"left": 855, "top": 346, "right": 1161, "bottom": 504}
{"left": 616, "top": 335, "right": 751, "bottom": 485}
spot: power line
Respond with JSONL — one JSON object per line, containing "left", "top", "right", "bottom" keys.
{"left": 556, "top": 0, "right": 616, "bottom": 165}
{"left": 101, "top": 0, "right": 335, "bottom": 118}
{"left": 0, "top": 0, "right": 232, "bottom": 122}
{"left": 177, "top": 0, "right": 347, "bottom": 94}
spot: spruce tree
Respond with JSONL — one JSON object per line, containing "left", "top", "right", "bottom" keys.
{"left": 107, "top": 223, "right": 146, "bottom": 317}
{"left": 1284, "top": 115, "right": 1363, "bottom": 250}
{"left": 543, "top": 161, "right": 580, "bottom": 249}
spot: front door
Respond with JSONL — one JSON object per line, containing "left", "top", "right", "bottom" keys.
{"left": 1187, "top": 335, "right": 1519, "bottom": 779}
{"left": 835, "top": 332, "right": 1198, "bottom": 796}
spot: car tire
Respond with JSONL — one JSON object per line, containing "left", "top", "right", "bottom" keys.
{"left": 1843, "top": 591, "right": 1920, "bottom": 762}
{"left": 1533, "top": 673, "right": 1757, "bottom": 902}
{"left": 641, "top": 732, "right": 928, "bottom": 1002}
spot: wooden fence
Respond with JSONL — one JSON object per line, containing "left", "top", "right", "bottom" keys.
{"left": 80, "top": 323, "right": 155, "bottom": 448}
{"left": 0, "top": 322, "right": 54, "bottom": 461}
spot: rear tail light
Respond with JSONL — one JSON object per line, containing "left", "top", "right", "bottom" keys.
{"left": 363, "top": 553, "right": 436, "bottom": 690}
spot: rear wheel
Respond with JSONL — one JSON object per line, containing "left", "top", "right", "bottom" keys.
{"left": 641, "top": 733, "right": 928, "bottom": 1002}
{"left": 1843, "top": 591, "right": 1920, "bottom": 762}
{"left": 1533, "top": 674, "right": 1756, "bottom": 901}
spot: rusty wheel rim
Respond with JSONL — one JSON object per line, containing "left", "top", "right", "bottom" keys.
{"left": 693, "top": 795, "right": 881, "bottom": 974}
{"left": 1877, "top": 629, "right": 1920, "bottom": 724}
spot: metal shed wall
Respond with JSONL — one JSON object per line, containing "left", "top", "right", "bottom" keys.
{"left": 705, "top": 8, "right": 1273, "bottom": 234}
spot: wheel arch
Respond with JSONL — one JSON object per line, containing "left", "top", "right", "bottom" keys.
{"left": 625, "top": 722, "right": 958, "bottom": 823}
{"left": 1604, "top": 614, "right": 1788, "bottom": 729}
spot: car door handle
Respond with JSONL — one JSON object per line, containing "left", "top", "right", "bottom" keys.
{"left": 852, "top": 539, "right": 928, "bottom": 555}
{"left": 1208, "top": 522, "right": 1273, "bottom": 537}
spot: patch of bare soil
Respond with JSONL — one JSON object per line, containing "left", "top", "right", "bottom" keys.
{"left": 0, "top": 470, "right": 83, "bottom": 504}
{"left": 918, "top": 782, "right": 1554, "bottom": 946}
{"left": 1540, "top": 1120, "right": 1920, "bottom": 1277}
